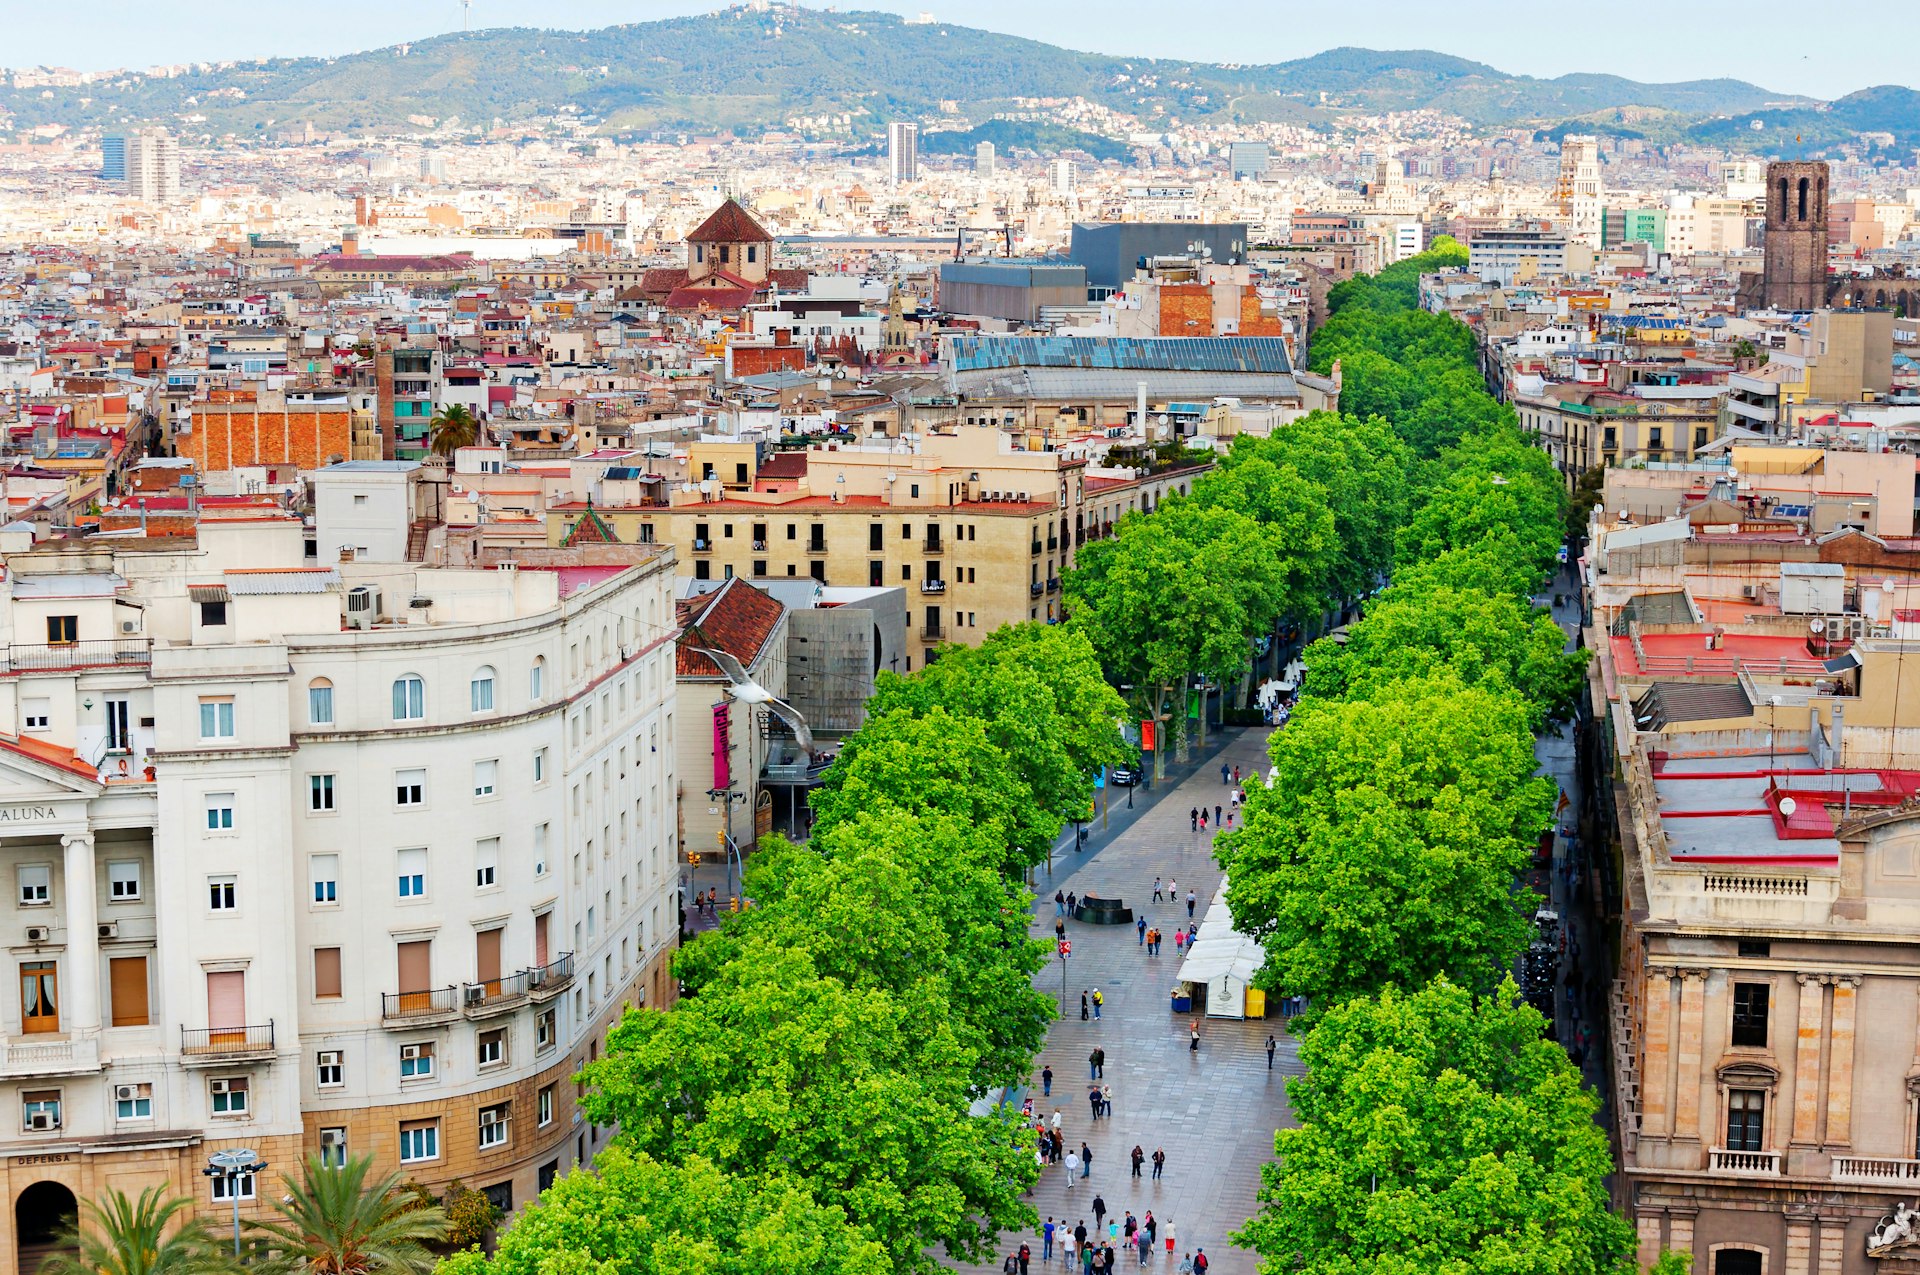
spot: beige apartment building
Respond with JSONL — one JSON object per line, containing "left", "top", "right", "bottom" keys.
{"left": 548, "top": 427, "right": 1205, "bottom": 669}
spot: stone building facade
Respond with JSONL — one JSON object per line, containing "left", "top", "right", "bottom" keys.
{"left": 1761, "top": 161, "right": 1830, "bottom": 312}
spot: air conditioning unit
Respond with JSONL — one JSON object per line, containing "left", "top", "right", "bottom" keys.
{"left": 115, "top": 1085, "right": 138, "bottom": 1103}
{"left": 121, "top": 620, "right": 139, "bottom": 634}
{"left": 465, "top": 985, "right": 486, "bottom": 1005}
{"left": 400, "top": 1044, "right": 424, "bottom": 1062}
{"left": 317, "top": 1050, "right": 341, "bottom": 1069}
{"left": 479, "top": 1109, "right": 503, "bottom": 1128}
{"left": 527, "top": 968, "right": 546, "bottom": 988}
{"left": 344, "top": 585, "right": 383, "bottom": 630}
{"left": 24, "top": 925, "right": 49, "bottom": 943}
{"left": 320, "top": 1128, "right": 346, "bottom": 1151}
{"left": 209, "top": 1079, "right": 232, "bottom": 1096}
{"left": 97, "top": 922, "right": 118, "bottom": 939}
{"left": 26, "top": 1111, "right": 56, "bottom": 1131}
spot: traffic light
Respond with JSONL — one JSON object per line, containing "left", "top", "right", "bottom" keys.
{"left": 716, "top": 829, "right": 728, "bottom": 850}
{"left": 687, "top": 852, "right": 702, "bottom": 869}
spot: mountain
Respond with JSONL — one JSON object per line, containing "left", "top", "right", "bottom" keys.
{"left": 0, "top": 7, "right": 1835, "bottom": 144}
{"left": 1682, "top": 85, "right": 1920, "bottom": 156}
{"left": 920, "top": 121, "right": 1134, "bottom": 164}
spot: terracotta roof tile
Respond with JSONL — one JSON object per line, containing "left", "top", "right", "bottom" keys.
{"left": 685, "top": 198, "right": 773, "bottom": 244}
{"left": 676, "top": 578, "right": 786, "bottom": 678}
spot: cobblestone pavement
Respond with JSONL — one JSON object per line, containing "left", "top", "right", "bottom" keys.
{"left": 965, "top": 726, "right": 1298, "bottom": 1275}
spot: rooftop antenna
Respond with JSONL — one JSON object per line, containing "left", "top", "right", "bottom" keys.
{"left": 460, "top": 0, "right": 473, "bottom": 32}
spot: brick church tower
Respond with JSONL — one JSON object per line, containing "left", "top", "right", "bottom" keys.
{"left": 1761, "top": 160, "right": 1829, "bottom": 311}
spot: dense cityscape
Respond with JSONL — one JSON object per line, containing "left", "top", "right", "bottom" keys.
{"left": 0, "top": 3, "right": 1917, "bottom": 1273}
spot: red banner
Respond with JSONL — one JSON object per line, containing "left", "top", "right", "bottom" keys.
{"left": 1140, "top": 719, "right": 1156, "bottom": 751}
{"left": 712, "top": 700, "right": 731, "bottom": 790}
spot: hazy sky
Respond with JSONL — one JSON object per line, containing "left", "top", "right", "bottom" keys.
{"left": 5, "top": 0, "right": 1909, "bottom": 100}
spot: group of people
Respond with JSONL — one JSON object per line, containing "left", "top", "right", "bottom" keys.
{"left": 1005, "top": 1212, "right": 1211, "bottom": 1273}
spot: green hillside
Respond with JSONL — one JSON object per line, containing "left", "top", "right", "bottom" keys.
{"left": 0, "top": 6, "right": 1841, "bottom": 144}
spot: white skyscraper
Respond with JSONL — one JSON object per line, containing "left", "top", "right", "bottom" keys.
{"left": 975, "top": 140, "right": 996, "bottom": 178}
{"left": 888, "top": 122, "right": 919, "bottom": 185}
{"left": 1051, "top": 158, "right": 1078, "bottom": 196}
{"left": 125, "top": 127, "right": 180, "bottom": 203}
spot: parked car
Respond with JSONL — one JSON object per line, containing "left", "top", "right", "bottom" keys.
{"left": 1108, "top": 764, "right": 1143, "bottom": 787}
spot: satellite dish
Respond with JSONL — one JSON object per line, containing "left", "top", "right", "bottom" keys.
{"left": 1779, "top": 796, "right": 1798, "bottom": 818}
{"left": 1885, "top": 580, "right": 1898, "bottom": 594}
{"left": 1811, "top": 619, "right": 1826, "bottom": 633}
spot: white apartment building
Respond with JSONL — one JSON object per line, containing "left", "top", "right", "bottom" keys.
{"left": 0, "top": 521, "right": 679, "bottom": 1272}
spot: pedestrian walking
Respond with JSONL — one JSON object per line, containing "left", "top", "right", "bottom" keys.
{"left": 1020, "top": 1241, "right": 1032, "bottom": 1275}
{"left": 1130, "top": 1145, "right": 1145, "bottom": 1178}
{"left": 1043, "top": 1065, "right": 1054, "bottom": 1096}
{"left": 1265, "top": 1034, "right": 1276, "bottom": 1070}
{"left": 1062, "top": 1230, "right": 1075, "bottom": 1267}
{"left": 1067, "top": 891, "right": 1078, "bottom": 914}
{"left": 1055, "top": 917, "right": 1067, "bottom": 942}
{"left": 1052, "top": 1108, "right": 1063, "bottom": 1133}
{"left": 1193, "top": 1248, "right": 1209, "bottom": 1274}
{"left": 1108, "top": 1219, "right": 1120, "bottom": 1246}
{"left": 1092, "top": 1195, "right": 1107, "bottom": 1232}
{"left": 1186, "top": 890, "right": 1196, "bottom": 919}
{"left": 1168, "top": 878, "right": 1178, "bottom": 904}
{"left": 1152, "top": 877, "right": 1163, "bottom": 901}
{"left": 1044, "top": 1221, "right": 1056, "bottom": 1263}
{"left": 1187, "top": 922, "right": 1196, "bottom": 943}
{"left": 1144, "top": 1213, "right": 1156, "bottom": 1248}
{"left": 1136, "top": 1230, "right": 1151, "bottom": 1268}
{"left": 1056, "top": 889, "right": 1067, "bottom": 917}
{"left": 1102, "top": 1083, "right": 1114, "bottom": 1116}
{"left": 1233, "top": 764, "right": 1241, "bottom": 785}
{"left": 1212, "top": 804, "right": 1221, "bottom": 828}
{"left": 1089, "top": 1087, "right": 1101, "bottom": 1121}
{"left": 1081, "top": 1143, "right": 1093, "bottom": 1177}
{"left": 1076, "top": 1221, "right": 1088, "bottom": 1254}
{"left": 1189, "top": 1023, "right": 1200, "bottom": 1054}
{"left": 1093, "top": 988, "right": 1104, "bottom": 1019}
{"left": 1090, "top": 1047, "right": 1104, "bottom": 1079}
{"left": 1165, "top": 1220, "right": 1176, "bottom": 1258}
{"left": 1065, "top": 1150, "right": 1081, "bottom": 1183}
{"left": 1082, "top": 1243, "right": 1094, "bottom": 1275}
{"left": 1173, "top": 928, "right": 1185, "bottom": 954}
{"left": 1151, "top": 1148, "right": 1165, "bottom": 1180}
{"left": 1220, "top": 762, "right": 1230, "bottom": 785}
{"left": 1198, "top": 809, "right": 1207, "bottom": 831}
{"left": 1081, "top": 990, "right": 1090, "bottom": 1021}
{"left": 1136, "top": 915, "right": 1148, "bottom": 946}
{"left": 1189, "top": 807, "right": 1198, "bottom": 832}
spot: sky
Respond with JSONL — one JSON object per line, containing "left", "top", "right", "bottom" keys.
{"left": 4, "top": 0, "right": 1910, "bottom": 101}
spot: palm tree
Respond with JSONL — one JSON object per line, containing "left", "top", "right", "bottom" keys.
{"left": 39, "top": 1186, "right": 236, "bottom": 1275}
{"left": 427, "top": 403, "right": 481, "bottom": 458}
{"left": 247, "top": 1154, "right": 445, "bottom": 1275}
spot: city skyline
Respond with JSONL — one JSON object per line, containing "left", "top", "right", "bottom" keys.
{"left": 3, "top": 0, "right": 1912, "bottom": 101}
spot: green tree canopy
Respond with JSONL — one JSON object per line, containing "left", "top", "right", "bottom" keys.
{"left": 427, "top": 403, "right": 481, "bottom": 457}
{"left": 40, "top": 1187, "right": 235, "bottom": 1275}
{"left": 865, "top": 623, "right": 1130, "bottom": 826}
{"left": 249, "top": 1153, "right": 445, "bottom": 1275}
{"left": 578, "top": 942, "right": 1037, "bottom": 1271}
{"left": 1237, "top": 977, "right": 1634, "bottom": 1275}
{"left": 1188, "top": 453, "right": 1340, "bottom": 621}
{"left": 1218, "top": 673, "right": 1554, "bottom": 1007}
{"left": 438, "top": 1149, "right": 889, "bottom": 1275}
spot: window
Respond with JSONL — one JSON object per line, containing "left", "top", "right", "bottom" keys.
{"left": 199, "top": 697, "right": 235, "bottom": 740}
{"left": 320, "top": 1127, "right": 348, "bottom": 1169}
{"left": 534, "top": 748, "right": 548, "bottom": 784}
{"left": 18, "top": 863, "right": 50, "bottom": 906}
{"left": 530, "top": 657, "right": 546, "bottom": 701}
{"left": 316, "top": 1050, "right": 344, "bottom": 1087}
{"left": 537, "top": 1008, "right": 555, "bottom": 1050}
{"left": 1737, "top": 940, "right": 1771, "bottom": 959}
{"left": 22, "top": 1090, "right": 60, "bottom": 1131}
{"left": 538, "top": 1083, "right": 555, "bottom": 1127}
{"left": 108, "top": 860, "right": 141, "bottom": 901}
{"left": 200, "top": 600, "right": 228, "bottom": 627}
{"left": 309, "top": 774, "right": 336, "bottom": 813}
{"left": 475, "top": 838, "right": 499, "bottom": 889}
{"left": 1731, "top": 983, "right": 1770, "bottom": 1048}
{"left": 209, "top": 1076, "right": 249, "bottom": 1115}
{"left": 210, "top": 1170, "right": 255, "bottom": 1202}
{"left": 471, "top": 667, "right": 496, "bottom": 713}
{"left": 391, "top": 675, "right": 425, "bottom": 722}
{"left": 46, "top": 614, "right": 79, "bottom": 645}
{"left": 538, "top": 1161, "right": 559, "bottom": 1193}
{"left": 397, "top": 848, "right": 426, "bottom": 899}
{"left": 473, "top": 759, "right": 498, "bottom": 798}
{"left": 109, "top": 956, "right": 149, "bottom": 1027}
{"left": 400, "top": 1041, "right": 434, "bottom": 1079}
{"left": 1725, "top": 1088, "right": 1765, "bottom": 1151}
{"left": 477, "top": 1028, "right": 506, "bottom": 1068}
{"left": 1715, "top": 1251, "right": 1763, "bottom": 1275}
{"left": 399, "top": 1120, "right": 439, "bottom": 1163}
{"left": 208, "top": 875, "right": 237, "bottom": 912}
{"left": 23, "top": 697, "right": 49, "bottom": 731}
{"left": 311, "top": 854, "right": 338, "bottom": 905}
{"left": 308, "top": 679, "right": 334, "bottom": 726}
{"left": 21, "top": 962, "right": 58, "bottom": 1033}
{"left": 205, "top": 792, "right": 235, "bottom": 832}
{"left": 395, "top": 768, "right": 425, "bottom": 807}
{"left": 115, "top": 1082, "right": 153, "bottom": 1120}
{"left": 479, "top": 1102, "right": 509, "bottom": 1149}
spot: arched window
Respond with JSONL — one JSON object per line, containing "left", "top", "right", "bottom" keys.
{"left": 1797, "top": 176, "right": 1809, "bottom": 222}
{"left": 1777, "top": 177, "right": 1789, "bottom": 222}
{"left": 530, "top": 656, "right": 546, "bottom": 702}
{"left": 470, "top": 666, "right": 496, "bottom": 714}
{"left": 391, "top": 675, "right": 425, "bottom": 722}
{"left": 308, "top": 678, "right": 334, "bottom": 726}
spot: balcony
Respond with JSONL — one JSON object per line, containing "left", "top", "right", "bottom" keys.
{"left": 1046, "top": 578, "right": 1061, "bottom": 594}
{"left": 1047, "top": 537, "right": 1059, "bottom": 551}
{"left": 752, "top": 539, "right": 767, "bottom": 551}
{"left": 922, "top": 539, "right": 944, "bottom": 555}
{"left": 806, "top": 541, "right": 828, "bottom": 556}
{"left": 525, "top": 953, "right": 575, "bottom": 1003}
{"left": 1032, "top": 540, "right": 1043, "bottom": 555}
{"left": 3, "top": 639, "right": 153, "bottom": 673}
{"left": 0, "top": 1036, "right": 102, "bottom": 1077}
{"left": 920, "top": 579, "right": 947, "bottom": 595}
{"left": 180, "top": 1022, "right": 276, "bottom": 1064}
{"left": 1833, "top": 1156, "right": 1920, "bottom": 1186}
{"left": 381, "top": 986, "right": 462, "bottom": 1026}
{"left": 1030, "top": 582, "right": 1045, "bottom": 597}
{"left": 921, "top": 624, "right": 945, "bottom": 641}
{"left": 1708, "top": 1148, "right": 1781, "bottom": 1177}
{"left": 692, "top": 538, "right": 713, "bottom": 553}
{"left": 463, "top": 971, "right": 532, "bottom": 1018}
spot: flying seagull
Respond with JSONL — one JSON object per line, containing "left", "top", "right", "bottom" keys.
{"left": 691, "top": 645, "right": 816, "bottom": 761}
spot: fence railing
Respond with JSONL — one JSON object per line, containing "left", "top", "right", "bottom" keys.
{"left": 181, "top": 1022, "right": 275, "bottom": 1055}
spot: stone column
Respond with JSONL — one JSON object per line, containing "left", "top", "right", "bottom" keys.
{"left": 1784, "top": 1214, "right": 1815, "bottom": 1275}
{"left": 61, "top": 832, "right": 100, "bottom": 1034}
{"left": 1674, "top": 969, "right": 1709, "bottom": 1141}
{"left": 1824, "top": 975, "right": 1861, "bottom": 1150}
{"left": 1816, "top": 1218, "right": 1847, "bottom": 1275}
{"left": 1791, "top": 973, "right": 1827, "bottom": 1146}
{"left": 1636, "top": 1212, "right": 1666, "bottom": 1273}
{"left": 1667, "top": 1210, "right": 1696, "bottom": 1265}
{"left": 1641, "top": 970, "right": 1677, "bottom": 1138}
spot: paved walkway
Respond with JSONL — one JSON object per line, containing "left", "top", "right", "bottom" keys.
{"left": 967, "top": 727, "right": 1296, "bottom": 1275}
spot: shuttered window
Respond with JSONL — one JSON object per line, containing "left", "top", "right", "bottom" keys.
{"left": 109, "top": 956, "right": 149, "bottom": 1027}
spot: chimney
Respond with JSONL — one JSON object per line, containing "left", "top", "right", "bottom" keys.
{"left": 1136, "top": 382, "right": 1148, "bottom": 442}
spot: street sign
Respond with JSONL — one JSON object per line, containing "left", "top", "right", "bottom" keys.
{"left": 1058, "top": 940, "right": 1071, "bottom": 958}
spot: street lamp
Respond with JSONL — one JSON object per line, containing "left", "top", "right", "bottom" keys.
{"left": 706, "top": 787, "right": 748, "bottom": 901}
{"left": 202, "top": 1148, "right": 267, "bottom": 1260}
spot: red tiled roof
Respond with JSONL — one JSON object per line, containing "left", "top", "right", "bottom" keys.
{"left": 677, "top": 577, "right": 786, "bottom": 678}
{"left": 0, "top": 732, "right": 97, "bottom": 782}
{"left": 666, "top": 286, "right": 756, "bottom": 312}
{"left": 757, "top": 452, "right": 808, "bottom": 479}
{"left": 685, "top": 198, "right": 773, "bottom": 245}
{"left": 769, "top": 267, "right": 811, "bottom": 291}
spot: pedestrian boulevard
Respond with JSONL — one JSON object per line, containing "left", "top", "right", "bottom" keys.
{"left": 961, "top": 727, "right": 1297, "bottom": 1274}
